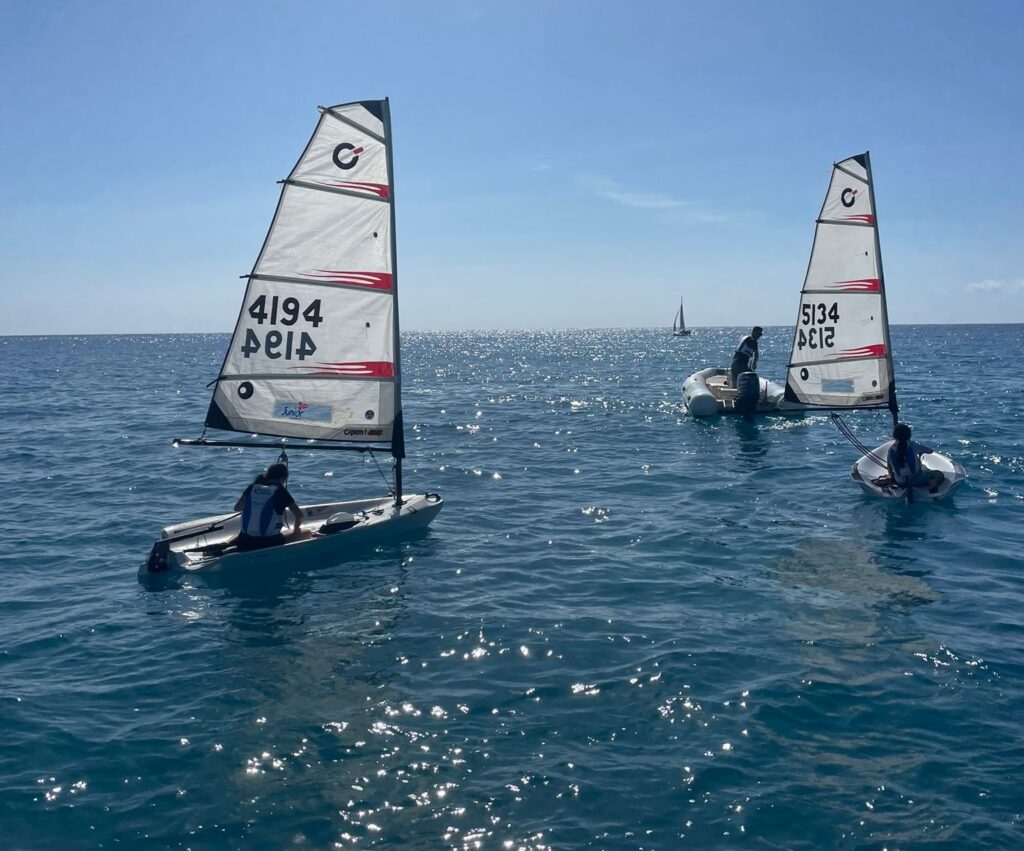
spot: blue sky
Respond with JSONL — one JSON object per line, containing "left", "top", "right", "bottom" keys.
{"left": 1, "top": 0, "right": 1022, "bottom": 333}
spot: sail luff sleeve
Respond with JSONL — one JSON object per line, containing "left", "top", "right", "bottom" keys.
{"left": 206, "top": 100, "right": 399, "bottom": 443}
{"left": 784, "top": 154, "right": 893, "bottom": 409}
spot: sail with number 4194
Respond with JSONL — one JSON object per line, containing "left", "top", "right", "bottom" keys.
{"left": 207, "top": 100, "right": 401, "bottom": 443}
{"left": 142, "top": 99, "right": 443, "bottom": 575}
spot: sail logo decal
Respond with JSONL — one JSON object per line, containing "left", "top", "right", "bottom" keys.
{"left": 834, "top": 344, "right": 887, "bottom": 359}
{"left": 290, "top": 361, "right": 395, "bottom": 378}
{"left": 297, "top": 271, "right": 394, "bottom": 290}
{"left": 824, "top": 278, "right": 880, "bottom": 292}
{"left": 332, "top": 143, "right": 363, "bottom": 170}
{"left": 273, "top": 401, "right": 333, "bottom": 422}
{"left": 835, "top": 187, "right": 873, "bottom": 223}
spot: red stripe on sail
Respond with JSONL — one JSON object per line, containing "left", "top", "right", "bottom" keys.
{"left": 315, "top": 179, "right": 391, "bottom": 198}
{"left": 840, "top": 214, "right": 875, "bottom": 224}
{"left": 296, "top": 271, "right": 393, "bottom": 291}
{"left": 290, "top": 361, "right": 395, "bottom": 378}
{"left": 824, "top": 278, "right": 881, "bottom": 292}
{"left": 835, "top": 344, "right": 886, "bottom": 359}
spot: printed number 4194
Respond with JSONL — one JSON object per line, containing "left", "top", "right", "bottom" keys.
{"left": 248, "top": 295, "right": 323, "bottom": 327}
{"left": 241, "top": 329, "right": 317, "bottom": 360}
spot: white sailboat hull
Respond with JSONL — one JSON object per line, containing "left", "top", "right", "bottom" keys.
{"left": 682, "top": 367, "right": 806, "bottom": 417}
{"left": 141, "top": 493, "right": 443, "bottom": 574}
{"left": 850, "top": 440, "right": 965, "bottom": 501}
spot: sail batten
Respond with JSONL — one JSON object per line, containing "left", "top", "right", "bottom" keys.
{"left": 784, "top": 152, "right": 897, "bottom": 411}
{"left": 218, "top": 373, "right": 396, "bottom": 383}
{"left": 248, "top": 273, "right": 393, "bottom": 293}
{"left": 322, "top": 106, "right": 386, "bottom": 143}
{"left": 283, "top": 179, "right": 391, "bottom": 202}
{"left": 833, "top": 163, "right": 868, "bottom": 183}
{"left": 206, "top": 99, "right": 402, "bottom": 445}
{"left": 817, "top": 218, "right": 874, "bottom": 227}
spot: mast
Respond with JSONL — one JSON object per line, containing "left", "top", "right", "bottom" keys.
{"left": 383, "top": 97, "right": 405, "bottom": 506}
{"left": 865, "top": 151, "right": 899, "bottom": 428}
{"left": 679, "top": 296, "right": 685, "bottom": 332}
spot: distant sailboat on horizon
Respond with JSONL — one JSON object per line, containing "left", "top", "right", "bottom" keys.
{"left": 671, "top": 296, "right": 692, "bottom": 336}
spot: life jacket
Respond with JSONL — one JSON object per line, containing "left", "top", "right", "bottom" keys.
{"left": 731, "top": 335, "right": 758, "bottom": 370}
{"left": 887, "top": 441, "right": 919, "bottom": 485}
{"left": 241, "top": 483, "right": 286, "bottom": 537}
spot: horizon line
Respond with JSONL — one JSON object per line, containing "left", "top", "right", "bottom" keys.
{"left": 2, "top": 321, "right": 1022, "bottom": 339}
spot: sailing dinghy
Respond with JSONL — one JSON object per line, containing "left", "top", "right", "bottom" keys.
{"left": 780, "top": 152, "right": 965, "bottom": 500}
{"left": 143, "top": 99, "right": 442, "bottom": 574}
{"left": 672, "top": 296, "right": 692, "bottom": 337}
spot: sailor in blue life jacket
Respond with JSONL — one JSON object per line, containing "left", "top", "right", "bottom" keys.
{"left": 730, "top": 326, "right": 762, "bottom": 386}
{"left": 887, "top": 423, "right": 944, "bottom": 497}
{"left": 233, "top": 462, "right": 303, "bottom": 551}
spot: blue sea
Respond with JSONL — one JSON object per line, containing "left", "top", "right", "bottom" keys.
{"left": 1, "top": 325, "right": 1022, "bottom": 850}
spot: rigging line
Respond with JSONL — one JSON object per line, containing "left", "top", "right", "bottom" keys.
{"left": 831, "top": 413, "right": 887, "bottom": 467}
{"left": 367, "top": 449, "right": 396, "bottom": 498}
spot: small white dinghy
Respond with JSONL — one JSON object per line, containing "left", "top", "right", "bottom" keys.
{"left": 143, "top": 99, "right": 442, "bottom": 575}
{"left": 142, "top": 494, "right": 442, "bottom": 574}
{"left": 850, "top": 440, "right": 966, "bottom": 502}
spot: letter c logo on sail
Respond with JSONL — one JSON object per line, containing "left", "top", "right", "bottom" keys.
{"left": 332, "top": 143, "right": 363, "bottom": 170}
{"left": 841, "top": 187, "right": 858, "bottom": 207}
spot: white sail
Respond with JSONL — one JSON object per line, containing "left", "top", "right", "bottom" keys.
{"left": 784, "top": 153, "right": 896, "bottom": 411}
{"left": 206, "top": 100, "right": 401, "bottom": 444}
{"left": 672, "top": 297, "right": 688, "bottom": 334}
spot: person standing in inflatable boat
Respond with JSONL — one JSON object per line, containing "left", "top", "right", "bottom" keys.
{"left": 730, "top": 326, "right": 762, "bottom": 386}
{"left": 887, "top": 423, "right": 943, "bottom": 498}
{"left": 233, "top": 462, "right": 303, "bottom": 551}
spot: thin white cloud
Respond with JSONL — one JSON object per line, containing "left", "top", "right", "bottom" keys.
{"left": 966, "top": 279, "right": 1024, "bottom": 293}
{"left": 576, "top": 173, "right": 688, "bottom": 210}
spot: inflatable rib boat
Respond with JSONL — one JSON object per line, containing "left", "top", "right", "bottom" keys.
{"left": 683, "top": 368, "right": 805, "bottom": 418}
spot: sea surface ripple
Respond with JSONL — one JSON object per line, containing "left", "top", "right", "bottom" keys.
{"left": 1, "top": 325, "right": 1022, "bottom": 849}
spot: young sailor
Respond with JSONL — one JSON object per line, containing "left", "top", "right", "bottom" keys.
{"left": 730, "top": 326, "right": 762, "bottom": 386}
{"left": 233, "top": 462, "right": 303, "bottom": 551}
{"left": 887, "top": 423, "right": 943, "bottom": 498}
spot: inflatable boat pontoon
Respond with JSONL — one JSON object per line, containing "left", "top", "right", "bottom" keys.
{"left": 683, "top": 368, "right": 805, "bottom": 417}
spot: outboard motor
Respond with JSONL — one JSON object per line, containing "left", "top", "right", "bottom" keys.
{"left": 735, "top": 371, "right": 760, "bottom": 422}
